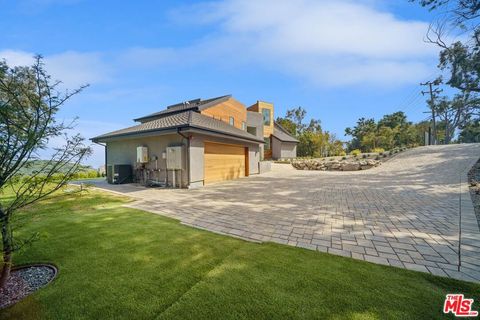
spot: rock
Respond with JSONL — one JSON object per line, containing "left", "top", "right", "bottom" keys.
{"left": 292, "top": 158, "right": 381, "bottom": 171}
{"left": 342, "top": 163, "right": 361, "bottom": 171}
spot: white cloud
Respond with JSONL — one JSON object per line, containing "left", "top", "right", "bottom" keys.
{"left": 46, "top": 51, "right": 111, "bottom": 87}
{"left": 0, "top": 49, "right": 34, "bottom": 66}
{"left": 0, "top": 50, "right": 110, "bottom": 88}
{"left": 165, "top": 0, "right": 439, "bottom": 87}
{"left": 1, "top": 0, "right": 439, "bottom": 89}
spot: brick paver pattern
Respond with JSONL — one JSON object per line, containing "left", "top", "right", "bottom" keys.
{"left": 93, "top": 144, "right": 480, "bottom": 282}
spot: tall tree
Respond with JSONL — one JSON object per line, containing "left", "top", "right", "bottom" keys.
{"left": 377, "top": 111, "right": 409, "bottom": 129}
{"left": 413, "top": 0, "right": 480, "bottom": 93}
{"left": 345, "top": 118, "right": 376, "bottom": 151}
{"left": 0, "top": 56, "right": 90, "bottom": 288}
{"left": 285, "top": 107, "right": 307, "bottom": 134}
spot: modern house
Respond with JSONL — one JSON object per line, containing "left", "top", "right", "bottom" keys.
{"left": 91, "top": 95, "right": 298, "bottom": 187}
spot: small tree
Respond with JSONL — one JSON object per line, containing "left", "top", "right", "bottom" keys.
{"left": 0, "top": 56, "right": 90, "bottom": 288}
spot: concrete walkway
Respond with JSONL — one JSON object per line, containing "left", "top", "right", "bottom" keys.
{"left": 88, "top": 144, "right": 480, "bottom": 282}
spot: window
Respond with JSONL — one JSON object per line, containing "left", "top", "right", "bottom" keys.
{"left": 264, "top": 137, "right": 271, "bottom": 151}
{"left": 262, "top": 108, "right": 271, "bottom": 125}
{"left": 247, "top": 126, "right": 257, "bottom": 136}
{"left": 242, "top": 121, "right": 246, "bottom": 130}
{"left": 229, "top": 116, "right": 234, "bottom": 126}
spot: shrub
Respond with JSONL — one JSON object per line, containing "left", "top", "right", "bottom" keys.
{"left": 349, "top": 149, "right": 361, "bottom": 156}
{"left": 372, "top": 148, "right": 385, "bottom": 153}
{"left": 342, "top": 156, "right": 347, "bottom": 160}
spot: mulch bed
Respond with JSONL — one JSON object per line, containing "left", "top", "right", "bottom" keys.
{"left": 468, "top": 158, "right": 480, "bottom": 229}
{"left": 0, "top": 264, "right": 57, "bottom": 309}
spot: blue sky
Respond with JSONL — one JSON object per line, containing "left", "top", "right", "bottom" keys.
{"left": 0, "top": 0, "right": 443, "bottom": 167}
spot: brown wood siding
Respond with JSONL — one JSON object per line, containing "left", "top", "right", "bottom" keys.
{"left": 204, "top": 142, "right": 246, "bottom": 184}
{"left": 201, "top": 97, "right": 247, "bottom": 130}
{"left": 259, "top": 101, "right": 274, "bottom": 137}
{"left": 247, "top": 101, "right": 274, "bottom": 138}
{"left": 244, "top": 147, "right": 249, "bottom": 177}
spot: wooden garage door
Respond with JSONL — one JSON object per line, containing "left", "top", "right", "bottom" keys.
{"left": 204, "top": 142, "right": 247, "bottom": 184}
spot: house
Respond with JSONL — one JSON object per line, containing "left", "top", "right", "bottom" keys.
{"left": 91, "top": 95, "right": 298, "bottom": 187}
{"left": 247, "top": 101, "right": 298, "bottom": 160}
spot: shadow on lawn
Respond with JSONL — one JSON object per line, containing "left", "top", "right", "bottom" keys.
{"left": 1, "top": 190, "right": 479, "bottom": 320}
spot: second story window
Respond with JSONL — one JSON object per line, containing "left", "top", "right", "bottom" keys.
{"left": 264, "top": 137, "right": 271, "bottom": 150}
{"left": 262, "top": 108, "right": 271, "bottom": 125}
{"left": 242, "top": 121, "right": 246, "bottom": 130}
{"left": 229, "top": 116, "right": 234, "bottom": 126}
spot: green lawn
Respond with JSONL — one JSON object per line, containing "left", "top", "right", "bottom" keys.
{"left": 0, "top": 189, "right": 478, "bottom": 319}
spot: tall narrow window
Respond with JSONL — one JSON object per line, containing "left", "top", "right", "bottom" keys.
{"left": 229, "top": 116, "right": 234, "bottom": 126}
{"left": 262, "top": 108, "right": 271, "bottom": 125}
{"left": 264, "top": 137, "right": 271, "bottom": 150}
{"left": 242, "top": 121, "right": 246, "bottom": 130}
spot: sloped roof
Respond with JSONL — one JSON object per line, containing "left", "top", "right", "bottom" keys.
{"left": 272, "top": 122, "right": 299, "bottom": 143}
{"left": 91, "top": 110, "right": 264, "bottom": 143}
{"left": 134, "top": 95, "right": 232, "bottom": 122}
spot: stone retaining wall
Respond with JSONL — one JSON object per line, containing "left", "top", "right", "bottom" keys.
{"left": 292, "top": 158, "right": 381, "bottom": 171}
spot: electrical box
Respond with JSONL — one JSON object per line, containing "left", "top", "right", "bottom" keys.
{"left": 166, "top": 146, "right": 183, "bottom": 170}
{"left": 137, "top": 146, "right": 148, "bottom": 163}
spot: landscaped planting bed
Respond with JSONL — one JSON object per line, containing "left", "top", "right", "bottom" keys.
{"left": 290, "top": 147, "right": 407, "bottom": 171}
{"left": 0, "top": 264, "right": 57, "bottom": 309}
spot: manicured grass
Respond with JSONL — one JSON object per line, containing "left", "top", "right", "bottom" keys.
{"left": 0, "top": 189, "right": 478, "bottom": 319}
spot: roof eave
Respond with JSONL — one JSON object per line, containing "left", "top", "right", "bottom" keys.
{"left": 272, "top": 134, "right": 299, "bottom": 144}
{"left": 183, "top": 126, "right": 264, "bottom": 144}
{"left": 90, "top": 127, "right": 185, "bottom": 143}
{"left": 90, "top": 124, "right": 263, "bottom": 144}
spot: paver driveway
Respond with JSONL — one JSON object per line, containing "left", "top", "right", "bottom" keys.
{"left": 91, "top": 144, "right": 480, "bottom": 282}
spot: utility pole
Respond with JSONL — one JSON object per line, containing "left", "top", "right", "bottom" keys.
{"left": 421, "top": 81, "right": 442, "bottom": 145}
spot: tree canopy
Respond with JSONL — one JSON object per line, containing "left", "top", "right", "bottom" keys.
{"left": 276, "top": 108, "right": 345, "bottom": 157}
{"left": 0, "top": 56, "right": 90, "bottom": 288}
{"left": 345, "top": 112, "right": 421, "bottom": 152}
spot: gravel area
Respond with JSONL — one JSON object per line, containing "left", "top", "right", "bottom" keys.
{"left": 468, "top": 158, "right": 480, "bottom": 229}
{"left": 0, "top": 265, "right": 56, "bottom": 309}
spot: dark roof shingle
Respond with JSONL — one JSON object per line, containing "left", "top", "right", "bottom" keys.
{"left": 134, "top": 95, "right": 232, "bottom": 122}
{"left": 91, "top": 110, "right": 263, "bottom": 143}
{"left": 272, "top": 122, "right": 299, "bottom": 143}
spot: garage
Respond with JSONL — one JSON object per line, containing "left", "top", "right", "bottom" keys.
{"left": 204, "top": 142, "right": 248, "bottom": 184}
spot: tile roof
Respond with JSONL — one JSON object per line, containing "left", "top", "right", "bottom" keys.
{"left": 91, "top": 110, "right": 264, "bottom": 143}
{"left": 134, "top": 95, "right": 232, "bottom": 122}
{"left": 272, "top": 122, "right": 299, "bottom": 143}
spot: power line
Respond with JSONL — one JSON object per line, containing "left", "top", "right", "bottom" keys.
{"left": 421, "top": 81, "right": 443, "bottom": 145}
{"left": 393, "top": 70, "right": 441, "bottom": 115}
